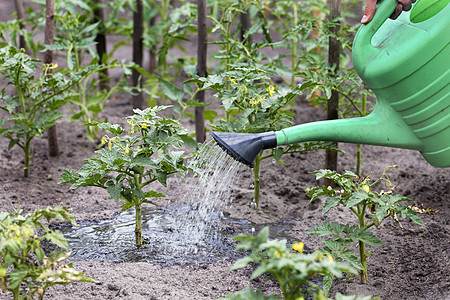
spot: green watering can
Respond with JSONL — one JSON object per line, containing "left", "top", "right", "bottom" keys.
{"left": 211, "top": 0, "right": 450, "bottom": 168}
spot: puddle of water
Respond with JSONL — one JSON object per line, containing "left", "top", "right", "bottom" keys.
{"left": 52, "top": 204, "right": 299, "bottom": 266}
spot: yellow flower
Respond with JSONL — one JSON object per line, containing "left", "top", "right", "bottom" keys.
{"left": 267, "top": 85, "right": 275, "bottom": 96}
{"left": 101, "top": 137, "right": 107, "bottom": 145}
{"left": 327, "top": 254, "right": 334, "bottom": 262}
{"left": 274, "top": 250, "right": 281, "bottom": 258}
{"left": 292, "top": 242, "right": 304, "bottom": 253}
{"left": 141, "top": 123, "right": 147, "bottom": 129}
{"left": 50, "top": 63, "right": 58, "bottom": 70}
{"left": 108, "top": 141, "right": 112, "bottom": 150}
{"left": 228, "top": 77, "right": 238, "bottom": 85}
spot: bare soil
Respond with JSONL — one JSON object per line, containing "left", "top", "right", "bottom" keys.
{"left": 1, "top": 1, "right": 449, "bottom": 299}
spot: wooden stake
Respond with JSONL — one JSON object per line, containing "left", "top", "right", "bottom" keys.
{"left": 195, "top": 0, "right": 207, "bottom": 143}
{"left": 93, "top": 0, "right": 110, "bottom": 90}
{"left": 132, "top": 0, "right": 144, "bottom": 109}
{"left": 325, "top": 0, "right": 341, "bottom": 187}
{"left": 45, "top": 0, "right": 59, "bottom": 157}
{"left": 13, "top": 0, "right": 26, "bottom": 50}
{"left": 148, "top": 15, "right": 157, "bottom": 74}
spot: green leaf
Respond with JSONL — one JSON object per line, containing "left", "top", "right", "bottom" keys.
{"left": 121, "top": 200, "right": 134, "bottom": 211}
{"left": 130, "top": 155, "right": 158, "bottom": 168}
{"left": 341, "top": 250, "right": 363, "bottom": 270}
{"left": 231, "top": 256, "right": 253, "bottom": 271}
{"left": 272, "top": 147, "right": 283, "bottom": 162}
{"left": 7, "top": 268, "right": 27, "bottom": 290}
{"left": 58, "top": 169, "right": 80, "bottom": 184}
{"left": 180, "top": 135, "right": 199, "bottom": 148}
{"left": 202, "top": 74, "right": 223, "bottom": 89}
{"left": 345, "top": 190, "right": 370, "bottom": 208}
{"left": 305, "top": 186, "right": 334, "bottom": 202}
{"left": 351, "top": 228, "right": 384, "bottom": 247}
{"left": 322, "top": 196, "right": 340, "bottom": 215}
{"left": 96, "top": 123, "right": 124, "bottom": 135}
{"left": 106, "top": 181, "right": 122, "bottom": 201}
{"left": 402, "top": 210, "right": 425, "bottom": 227}
{"left": 250, "top": 264, "right": 268, "bottom": 280}
{"left": 323, "top": 274, "right": 334, "bottom": 294}
{"left": 45, "top": 230, "right": 69, "bottom": 249}
{"left": 159, "top": 78, "right": 184, "bottom": 102}
{"left": 144, "top": 190, "right": 165, "bottom": 198}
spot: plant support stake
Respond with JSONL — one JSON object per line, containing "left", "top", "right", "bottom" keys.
{"left": 93, "top": 0, "right": 110, "bottom": 91}
{"left": 132, "top": 0, "right": 144, "bottom": 109}
{"left": 325, "top": 0, "right": 341, "bottom": 187}
{"left": 13, "top": 0, "right": 26, "bottom": 50}
{"left": 45, "top": 0, "right": 59, "bottom": 157}
{"left": 195, "top": 0, "right": 207, "bottom": 143}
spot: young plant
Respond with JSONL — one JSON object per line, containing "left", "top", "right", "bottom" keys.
{"left": 45, "top": 5, "right": 137, "bottom": 142}
{"left": 222, "top": 226, "right": 379, "bottom": 300}
{"left": 191, "top": 69, "right": 340, "bottom": 208}
{"left": 0, "top": 45, "right": 75, "bottom": 177}
{"left": 305, "top": 167, "right": 426, "bottom": 286}
{"left": 0, "top": 206, "right": 95, "bottom": 300}
{"left": 59, "top": 106, "right": 197, "bottom": 247}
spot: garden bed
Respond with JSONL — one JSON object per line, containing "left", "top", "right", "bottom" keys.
{"left": 0, "top": 0, "right": 449, "bottom": 299}
{"left": 1, "top": 92, "right": 449, "bottom": 299}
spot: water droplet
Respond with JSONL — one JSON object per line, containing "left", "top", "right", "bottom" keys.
{"left": 272, "top": 158, "right": 276, "bottom": 164}
{"left": 249, "top": 183, "right": 255, "bottom": 189}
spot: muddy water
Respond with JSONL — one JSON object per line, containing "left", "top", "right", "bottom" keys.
{"left": 52, "top": 204, "right": 299, "bottom": 265}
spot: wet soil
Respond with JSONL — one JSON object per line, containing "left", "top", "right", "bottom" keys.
{"left": 0, "top": 1, "right": 449, "bottom": 299}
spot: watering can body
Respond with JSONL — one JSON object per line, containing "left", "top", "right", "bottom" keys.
{"left": 276, "top": 0, "right": 450, "bottom": 167}
{"left": 211, "top": 0, "right": 450, "bottom": 168}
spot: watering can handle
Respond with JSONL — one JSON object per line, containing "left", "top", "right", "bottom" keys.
{"left": 353, "top": 0, "right": 398, "bottom": 66}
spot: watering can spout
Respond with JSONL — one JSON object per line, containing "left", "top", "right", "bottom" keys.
{"left": 210, "top": 131, "right": 277, "bottom": 168}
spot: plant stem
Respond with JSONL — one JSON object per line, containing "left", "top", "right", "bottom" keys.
{"left": 358, "top": 206, "right": 368, "bottom": 284}
{"left": 134, "top": 198, "right": 142, "bottom": 247}
{"left": 253, "top": 152, "right": 262, "bottom": 209}
{"left": 24, "top": 138, "right": 31, "bottom": 178}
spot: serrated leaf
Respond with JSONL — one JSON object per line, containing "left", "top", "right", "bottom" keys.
{"left": 250, "top": 264, "right": 268, "bottom": 280}
{"left": 323, "top": 239, "right": 341, "bottom": 251}
{"left": 231, "top": 256, "right": 253, "bottom": 271}
{"left": 272, "top": 147, "right": 283, "bottom": 162}
{"left": 159, "top": 78, "right": 184, "bottom": 102}
{"left": 402, "top": 210, "right": 424, "bottom": 227}
{"left": 323, "top": 274, "right": 334, "bottom": 294}
{"left": 7, "top": 268, "right": 27, "bottom": 290}
{"left": 144, "top": 190, "right": 165, "bottom": 198}
{"left": 106, "top": 181, "right": 122, "bottom": 201}
{"left": 341, "top": 250, "right": 363, "bottom": 270}
{"left": 305, "top": 186, "right": 334, "bottom": 202}
{"left": 130, "top": 155, "right": 158, "bottom": 168}
{"left": 96, "top": 123, "right": 124, "bottom": 135}
{"left": 58, "top": 169, "right": 80, "bottom": 184}
{"left": 323, "top": 196, "right": 340, "bottom": 215}
{"left": 345, "top": 190, "right": 370, "bottom": 208}
{"left": 351, "top": 228, "right": 384, "bottom": 247}
{"left": 46, "top": 230, "right": 69, "bottom": 249}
